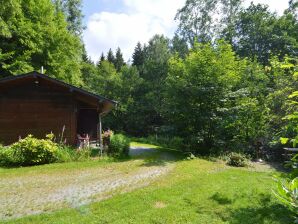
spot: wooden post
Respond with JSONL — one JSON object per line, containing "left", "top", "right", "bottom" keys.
{"left": 99, "top": 114, "right": 103, "bottom": 156}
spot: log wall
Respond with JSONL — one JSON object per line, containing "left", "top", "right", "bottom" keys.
{"left": 0, "top": 81, "right": 75, "bottom": 145}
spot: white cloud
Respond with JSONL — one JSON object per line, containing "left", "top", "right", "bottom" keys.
{"left": 83, "top": 0, "right": 289, "bottom": 62}
{"left": 83, "top": 0, "right": 185, "bottom": 62}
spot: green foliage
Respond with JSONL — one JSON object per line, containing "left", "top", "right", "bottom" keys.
{"left": 226, "top": 152, "right": 249, "bottom": 167}
{"left": 170, "top": 34, "right": 189, "bottom": 58}
{"left": 274, "top": 58, "right": 298, "bottom": 220}
{"left": 175, "top": 0, "right": 242, "bottom": 44}
{"left": 114, "top": 47, "right": 125, "bottom": 72}
{"left": 164, "top": 41, "right": 242, "bottom": 150}
{"left": 55, "top": 144, "right": 77, "bottom": 162}
{"left": 132, "top": 42, "right": 145, "bottom": 67}
{"left": 0, "top": 144, "right": 15, "bottom": 167}
{"left": 108, "top": 134, "right": 130, "bottom": 158}
{"left": 229, "top": 3, "right": 298, "bottom": 65}
{"left": 0, "top": 135, "right": 96, "bottom": 167}
{"left": 9, "top": 134, "right": 59, "bottom": 166}
{"left": 53, "top": 0, "right": 85, "bottom": 36}
{"left": 0, "top": 0, "right": 83, "bottom": 84}
{"left": 277, "top": 58, "right": 298, "bottom": 147}
{"left": 274, "top": 177, "right": 298, "bottom": 222}
{"left": 106, "top": 48, "right": 115, "bottom": 65}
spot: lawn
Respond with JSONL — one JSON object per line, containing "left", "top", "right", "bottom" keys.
{"left": 0, "top": 143, "right": 293, "bottom": 224}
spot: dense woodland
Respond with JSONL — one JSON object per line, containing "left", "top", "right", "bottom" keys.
{"left": 0, "top": 0, "right": 298, "bottom": 155}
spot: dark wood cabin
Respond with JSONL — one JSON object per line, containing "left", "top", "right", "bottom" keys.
{"left": 0, "top": 71, "right": 116, "bottom": 145}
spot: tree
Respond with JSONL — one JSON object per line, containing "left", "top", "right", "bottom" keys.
{"left": 114, "top": 47, "right": 125, "bottom": 72}
{"left": 266, "top": 57, "right": 298, "bottom": 145}
{"left": 100, "top": 52, "right": 105, "bottom": 62}
{"left": 274, "top": 57, "right": 298, "bottom": 222}
{"left": 132, "top": 42, "right": 145, "bottom": 67}
{"left": 221, "top": 60, "right": 270, "bottom": 149}
{"left": 288, "top": 0, "right": 298, "bottom": 18}
{"left": 107, "top": 48, "right": 115, "bottom": 65}
{"left": 0, "top": 0, "right": 83, "bottom": 85}
{"left": 52, "top": 0, "right": 84, "bottom": 36}
{"left": 175, "top": 0, "right": 243, "bottom": 44}
{"left": 170, "top": 34, "right": 189, "bottom": 58}
{"left": 103, "top": 65, "right": 143, "bottom": 132}
{"left": 164, "top": 41, "right": 242, "bottom": 151}
{"left": 229, "top": 3, "right": 298, "bottom": 65}
{"left": 139, "top": 35, "right": 171, "bottom": 132}
{"left": 82, "top": 45, "right": 92, "bottom": 64}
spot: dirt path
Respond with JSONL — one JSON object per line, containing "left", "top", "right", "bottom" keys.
{"left": 0, "top": 147, "right": 175, "bottom": 220}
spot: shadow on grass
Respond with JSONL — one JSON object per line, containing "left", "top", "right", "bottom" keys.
{"left": 210, "top": 192, "right": 232, "bottom": 205}
{"left": 228, "top": 204, "right": 293, "bottom": 224}
{"left": 129, "top": 146, "right": 185, "bottom": 167}
{"left": 226, "top": 194, "right": 293, "bottom": 224}
{"left": 263, "top": 161, "right": 289, "bottom": 173}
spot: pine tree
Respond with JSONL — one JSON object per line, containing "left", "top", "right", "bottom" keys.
{"left": 114, "top": 47, "right": 125, "bottom": 71}
{"left": 96, "top": 53, "right": 105, "bottom": 68}
{"left": 100, "top": 52, "right": 105, "bottom": 62}
{"left": 82, "top": 45, "right": 92, "bottom": 64}
{"left": 132, "top": 42, "right": 145, "bottom": 67}
{"left": 107, "top": 48, "right": 115, "bottom": 65}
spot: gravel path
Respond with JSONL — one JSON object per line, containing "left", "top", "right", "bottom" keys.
{"left": 0, "top": 147, "right": 174, "bottom": 220}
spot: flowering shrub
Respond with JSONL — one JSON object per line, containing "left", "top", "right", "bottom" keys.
{"left": 0, "top": 134, "right": 98, "bottom": 167}
{"left": 10, "top": 134, "right": 59, "bottom": 166}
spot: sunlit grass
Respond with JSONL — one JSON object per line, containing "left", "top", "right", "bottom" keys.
{"left": 0, "top": 142, "right": 293, "bottom": 224}
{"left": 130, "top": 141, "right": 159, "bottom": 148}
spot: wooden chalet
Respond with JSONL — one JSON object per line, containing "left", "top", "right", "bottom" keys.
{"left": 0, "top": 71, "right": 116, "bottom": 145}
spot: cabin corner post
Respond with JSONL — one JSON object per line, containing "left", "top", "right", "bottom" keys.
{"left": 98, "top": 114, "right": 103, "bottom": 156}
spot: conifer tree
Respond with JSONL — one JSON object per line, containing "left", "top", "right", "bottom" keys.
{"left": 107, "top": 48, "right": 115, "bottom": 65}
{"left": 114, "top": 47, "right": 125, "bottom": 71}
{"left": 132, "top": 42, "right": 145, "bottom": 67}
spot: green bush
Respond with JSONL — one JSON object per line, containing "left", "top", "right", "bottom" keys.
{"left": 0, "top": 135, "right": 96, "bottom": 167}
{"left": 10, "top": 134, "right": 59, "bottom": 166}
{"left": 0, "top": 144, "right": 15, "bottom": 167}
{"left": 274, "top": 153, "right": 298, "bottom": 222}
{"left": 55, "top": 144, "right": 76, "bottom": 163}
{"left": 108, "top": 134, "right": 130, "bottom": 157}
{"left": 226, "top": 152, "right": 249, "bottom": 167}
{"left": 274, "top": 177, "right": 298, "bottom": 222}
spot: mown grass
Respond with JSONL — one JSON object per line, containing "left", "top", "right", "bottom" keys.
{"left": 0, "top": 157, "right": 116, "bottom": 178}
{"left": 0, "top": 143, "right": 293, "bottom": 224}
{"left": 130, "top": 141, "right": 159, "bottom": 148}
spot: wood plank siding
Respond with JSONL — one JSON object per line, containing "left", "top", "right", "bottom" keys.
{"left": 0, "top": 72, "right": 116, "bottom": 145}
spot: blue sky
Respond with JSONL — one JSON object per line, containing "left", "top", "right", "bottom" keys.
{"left": 82, "top": 0, "right": 123, "bottom": 23}
{"left": 82, "top": 0, "right": 290, "bottom": 62}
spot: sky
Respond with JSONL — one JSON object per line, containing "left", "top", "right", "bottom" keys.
{"left": 82, "top": 0, "right": 290, "bottom": 63}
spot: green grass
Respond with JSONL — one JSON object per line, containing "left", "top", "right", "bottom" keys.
{"left": 0, "top": 144, "right": 293, "bottom": 224}
{"left": 0, "top": 157, "right": 115, "bottom": 178}
{"left": 0, "top": 142, "right": 293, "bottom": 224}
{"left": 130, "top": 141, "right": 159, "bottom": 148}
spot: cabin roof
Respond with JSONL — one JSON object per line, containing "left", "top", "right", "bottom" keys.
{"left": 0, "top": 71, "right": 117, "bottom": 108}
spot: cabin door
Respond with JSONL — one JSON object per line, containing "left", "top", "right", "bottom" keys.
{"left": 77, "top": 109, "right": 98, "bottom": 140}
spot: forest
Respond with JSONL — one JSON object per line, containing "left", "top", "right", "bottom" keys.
{"left": 0, "top": 0, "right": 298, "bottom": 157}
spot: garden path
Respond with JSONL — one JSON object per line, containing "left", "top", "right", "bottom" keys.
{"left": 0, "top": 146, "right": 175, "bottom": 220}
